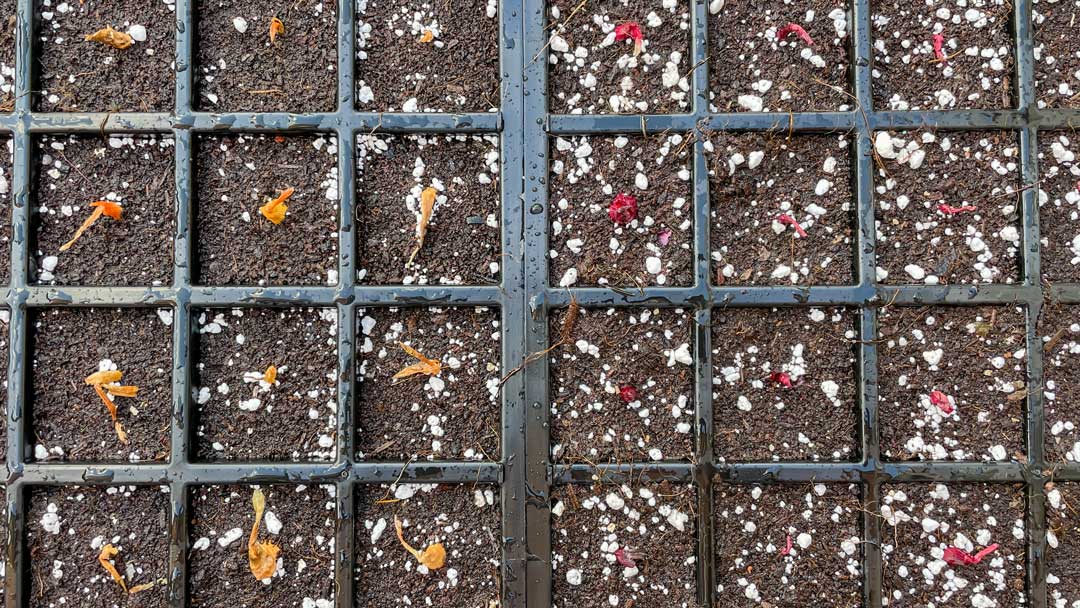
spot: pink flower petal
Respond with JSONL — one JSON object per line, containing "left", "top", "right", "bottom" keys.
{"left": 776, "top": 23, "right": 814, "bottom": 46}
{"left": 929, "top": 390, "right": 954, "bottom": 415}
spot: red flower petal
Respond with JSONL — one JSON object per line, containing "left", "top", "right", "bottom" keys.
{"left": 943, "top": 543, "right": 998, "bottom": 566}
{"left": 658, "top": 228, "right": 672, "bottom": 246}
{"left": 780, "top": 534, "right": 793, "bottom": 556}
{"left": 614, "top": 21, "right": 644, "bottom": 55}
{"left": 929, "top": 390, "right": 954, "bottom": 414}
{"left": 932, "top": 33, "right": 946, "bottom": 60}
{"left": 614, "top": 546, "right": 637, "bottom": 568}
{"left": 776, "top": 213, "right": 807, "bottom": 238}
{"left": 937, "top": 203, "right": 978, "bottom": 215}
{"left": 608, "top": 193, "right": 639, "bottom": 224}
{"left": 776, "top": 23, "right": 814, "bottom": 46}
{"left": 769, "top": 371, "right": 793, "bottom": 388}
{"left": 619, "top": 385, "right": 638, "bottom": 404}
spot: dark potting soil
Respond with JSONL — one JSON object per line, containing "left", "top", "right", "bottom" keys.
{"left": 878, "top": 306, "right": 1026, "bottom": 462}
{"left": 549, "top": 307, "right": 695, "bottom": 463}
{"left": 356, "top": 134, "right": 501, "bottom": 286}
{"left": 357, "top": 0, "right": 500, "bottom": 112}
{"left": 0, "top": 137, "right": 10, "bottom": 284}
{"left": 546, "top": 0, "right": 692, "bottom": 115}
{"left": 1033, "top": 0, "right": 1080, "bottom": 109}
{"left": 27, "top": 485, "right": 171, "bottom": 608}
{"left": 194, "top": 134, "right": 339, "bottom": 287}
{"left": 873, "top": 130, "right": 1022, "bottom": 285}
{"left": 713, "top": 482, "right": 863, "bottom": 607}
{"left": 870, "top": 0, "right": 1014, "bottom": 111}
{"left": 708, "top": 132, "right": 854, "bottom": 286}
{"left": 195, "top": 0, "right": 337, "bottom": 113}
{"left": 1040, "top": 303, "right": 1080, "bottom": 464}
{"left": 34, "top": 0, "right": 175, "bottom": 112}
{"left": 188, "top": 484, "right": 336, "bottom": 608}
{"left": 708, "top": 0, "right": 852, "bottom": 113}
{"left": 551, "top": 481, "right": 697, "bottom": 608}
{"left": 355, "top": 306, "right": 501, "bottom": 461}
{"left": 194, "top": 307, "right": 338, "bottom": 462}
{"left": 711, "top": 307, "right": 859, "bottom": 462}
{"left": 354, "top": 483, "right": 501, "bottom": 608}
{"left": 1038, "top": 132, "right": 1080, "bottom": 283}
{"left": 30, "top": 307, "right": 173, "bottom": 463}
{"left": 0, "top": 0, "right": 11, "bottom": 112}
{"left": 32, "top": 134, "right": 176, "bottom": 287}
{"left": 880, "top": 483, "right": 1027, "bottom": 607}
{"left": 1047, "top": 482, "right": 1080, "bottom": 607}
{"left": 548, "top": 134, "right": 693, "bottom": 289}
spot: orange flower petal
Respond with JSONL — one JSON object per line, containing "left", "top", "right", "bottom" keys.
{"left": 248, "top": 488, "right": 280, "bottom": 580}
{"left": 98, "top": 544, "right": 128, "bottom": 593}
{"left": 407, "top": 187, "right": 438, "bottom": 266}
{"left": 59, "top": 206, "right": 105, "bottom": 252}
{"left": 394, "top": 516, "right": 446, "bottom": 570}
{"left": 419, "top": 30, "right": 434, "bottom": 43}
{"left": 259, "top": 187, "right": 294, "bottom": 225}
{"left": 264, "top": 365, "right": 277, "bottom": 384}
{"left": 269, "top": 17, "right": 284, "bottom": 43}
{"left": 106, "top": 385, "right": 139, "bottom": 398}
{"left": 90, "top": 200, "right": 123, "bottom": 220}
{"left": 85, "top": 26, "right": 133, "bottom": 49}
{"left": 392, "top": 341, "right": 441, "bottom": 380}
{"left": 86, "top": 370, "right": 123, "bottom": 385}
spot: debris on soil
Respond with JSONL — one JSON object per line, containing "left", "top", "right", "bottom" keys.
{"left": 248, "top": 488, "right": 280, "bottom": 581}
{"left": 268, "top": 16, "right": 283, "bottom": 43}
{"left": 776, "top": 22, "right": 813, "bottom": 46}
{"left": 393, "top": 515, "right": 446, "bottom": 570}
{"left": 407, "top": 186, "right": 437, "bottom": 266}
{"left": 84, "top": 25, "right": 133, "bottom": 49}
{"left": 392, "top": 342, "right": 442, "bottom": 381}
{"left": 98, "top": 544, "right": 128, "bottom": 592}
{"left": 85, "top": 368, "right": 138, "bottom": 445}
{"left": 258, "top": 187, "right": 294, "bottom": 225}
{"left": 59, "top": 201, "right": 122, "bottom": 252}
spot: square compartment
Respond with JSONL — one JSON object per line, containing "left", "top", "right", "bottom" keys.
{"left": 34, "top": 0, "right": 175, "bottom": 111}
{"left": 195, "top": 0, "right": 337, "bottom": 112}
{"left": 1041, "top": 304, "right": 1080, "bottom": 463}
{"left": 188, "top": 484, "right": 336, "bottom": 607}
{"left": 881, "top": 483, "right": 1026, "bottom": 607}
{"left": 713, "top": 482, "right": 863, "bottom": 606}
{"left": 546, "top": 0, "right": 692, "bottom": 114}
{"left": 354, "top": 483, "right": 501, "bottom": 607}
{"left": 709, "top": 1, "right": 853, "bottom": 113}
{"left": 32, "top": 134, "right": 176, "bottom": 286}
{"left": 28, "top": 485, "right": 171, "bottom": 605}
{"left": 356, "top": 0, "right": 500, "bottom": 112}
{"left": 356, "top": 134, "right": 501, "bottom": 285}
{"left": 878, "top": 306, "right": 1026, "bottom": 461}
{"left": 0, "top": 137, "right": 10, "bottom": 283}
{"left": 870, "top": 0, "right": 1014, "bottom": 110}
{"left": 30, "top": 307, "right": 173, "bottom": 463}
{"left": 549, "top": 306, "right": 695, "bottom": 463}
{"left": 1037, "top": 132, "right": 1080, "bottom": 283}
{"left": 193, "top": 307, "right": 338, "bottom": 462}
{"left": 708, "top": 132, "right": 855, "bottom": 285}
{"left": 1033, "top": 0, "right": 1080, "bottom": 109}
{"left": 0, "top": 0, "right": 13, "bottom": 112}
{"left": 551, "top": 482, "right": 697, "bottom": 607}
{"left": 194, "top": 134, "right": 339, "bottom": 287}
{"left": 1047, "top": 482, "right": 1080, "bottom": 607}
{"left": 549, "top": 134, "right": 693, "bottom": 288}
{"left": 873, "top": 130, "right": 1022, "bottom": 285}
{"left": 355, "top": 306, "right": 501, "bottom": 461}
{"left": 712, "top": 307, "right": 859, "bottom": 462}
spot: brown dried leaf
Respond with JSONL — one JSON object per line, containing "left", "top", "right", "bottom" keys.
{"left": 98, "top": 544, "right": 129, "bottom": 593}
{"left": 392, "top": 341, "right": 441, "bottom": 380}
{"left": 248, "top": 488, "right": 280, "bottom": 580}
{"left": 85, "top": 26, "right": 133, "bottom": 49}
{"left": 269, "top": 17, "right": 284, "bottom": 43}
{"left": 407, "top": 186, "right": 437, "bottom": 266}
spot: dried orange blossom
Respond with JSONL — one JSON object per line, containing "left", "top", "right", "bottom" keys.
{"left": 269, "top": 17, "right": 284, "bottom": 43}
{"left": 392, "top": 342, "right": 441, "bottom": 380}
{"left": 97, "top": 544, "right": 157, "bottom": 594}
{"left": 85, "top": 26, "right": 133, "bottom": 49}
{"left": 85, "top": 369, "right": 139, "bottom": 444}
{"left": 406, "top": 186, "right": 437, "bottom": 266}
{"left": 394, "top": 515, "right": 446, "bottom": 570}
{"left": 60, "top": 201, "right": 123, "bottom": 252}
{"left": 419, "top": 30, "right": 434, "bottom": 43}
{"left": 248, "top": 488, "right": 280, "bottom": 580}
{"left": 263, "top": 365, "right": 277, "bottom": 384}
{"left": 259, "top": 187, "right": 294, "bottom": 224}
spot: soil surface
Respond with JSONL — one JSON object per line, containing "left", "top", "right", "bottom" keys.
{"left": 708, "top": 132, "right": 854, "bottom": 285}
{"left": 1047, "top": 482, "right": 1080, "bottom": 608}
{"left": 1040, "top": 303, "right": 1080, "bottom": 464}
{"left": 188, "top": 484, "right": 336, "bottom": 608}
{"left": 878, "top": 306, "right": 1026, "bottom": 462}
{"left": 28, "top": 485, "right": 171, "bottom": 608}
{"left": 196, "top": 0, "right": 337, "bottom": 112}
{"left": 549, "top": 134, "right": 693, "bottom": 288}
{"left": 0, "top": 0, "right": 12, "bottom": 111}
{"left": 357, "top": 0, "right": 500, "bottom": 112}
{"left": 35, "top": 0, "right": 175, "bottom": 112}
{"left": 549, "top": 307, "right": 695, "bottom": 463}
{"left": 874, "top": 130, "right": 1022, "bottom": 285}
{"left": 1033, "top": 0, "right": 1080, "bottom": 108}
{"left": 880, "top": 483, "right": 1027, "bottom": 607}
{"left": 870, "top": 0, "right": 1014, "bottom": 110}
{"left": 547, "top": 0, "right": 691, "bottom": 114}
{"left": 714, "top": 482, "right": 863, "bottom": 607}
{"left": 1038, "top": 132, "right": 1080, "bottom": 283}
{"left": 709, "top": 0, "right": 851, "bottom": 113}
{"left": 33, "top": 134, "right": 176, "bottom": 287}
{"left": 354, "top": 483, "right": 501, "bottom": 607}
{"left": 551, "top": 482, "right": 696, "bottom": 608}
{"left": 357, "top": 134, "right": 501, "bottom": 286}
{"left": 31, "top": 307, "right": 173, "bottom": 463}
{"left": 194, "top": 307, "right": 338, "bottom": 462}
{"left": 195, "top": 134, "right": 339, "bottom": 286}
{"left": 712, "top": 307, "right": 858, "bottom": 462}
{"left": 355, "top": 306, "right": 501, "bottom": 461}
{"left": 0, "top": 137, "right": 10, "bottom": 283}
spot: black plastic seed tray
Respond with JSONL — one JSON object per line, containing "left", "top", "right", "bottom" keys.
{"left": 0, "top": 0, "right": 1077, "bottom": 605}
